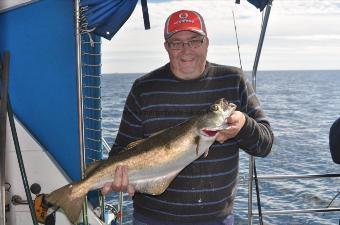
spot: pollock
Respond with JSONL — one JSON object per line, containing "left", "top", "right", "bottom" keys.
{"left": 46, "top": 98, "right": 236, "bottom": 224}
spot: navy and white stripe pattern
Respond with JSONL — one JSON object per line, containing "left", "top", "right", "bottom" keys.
{"left": 110, "top": 62, "right": 273, "bottom": 223}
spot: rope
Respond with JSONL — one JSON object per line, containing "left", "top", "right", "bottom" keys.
{"left": 141, "top": 0, "right": 150, "bottom": 30}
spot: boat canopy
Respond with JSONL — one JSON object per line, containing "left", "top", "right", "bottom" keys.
{"left": 81, "top": 0, "right": 269, "bottom": 40}
{"left": 247, "top": 0, "right": 269, "bottom": 11}
{"left": 80, "top": 0, "right": 138, "bottom": 40}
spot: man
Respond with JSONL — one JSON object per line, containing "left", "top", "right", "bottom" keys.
{"left": 103, "top": 9, "right": 274, "bottom": 225}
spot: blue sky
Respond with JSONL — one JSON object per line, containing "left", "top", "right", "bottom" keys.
{"left": 101, "top": 0, "right": 340, "bottom": 73}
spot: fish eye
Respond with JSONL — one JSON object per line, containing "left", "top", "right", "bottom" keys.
{"left": 210, "top": 104, "right": 219, "bottom": 111}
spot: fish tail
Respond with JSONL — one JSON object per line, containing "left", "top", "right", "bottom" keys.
{"left": 46, "top": 182, "right": 88, "bottom": 224}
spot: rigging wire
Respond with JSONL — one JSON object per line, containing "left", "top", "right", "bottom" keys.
{"left": 253, "top": 163, "right": 263, "bottom": 225}
{"left": 232, "top": 9, "right": 243, "bottom": 70}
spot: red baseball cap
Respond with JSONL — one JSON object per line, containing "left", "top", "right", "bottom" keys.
{"left": 164, "top": 10, "right": 207, "bottom": 40}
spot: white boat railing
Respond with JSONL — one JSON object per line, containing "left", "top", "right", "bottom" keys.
{"left": 248, "top": 173, "right": 340, "bottom": 223}
{"left": 101, "top": 138, "right": 124, "bottom": 225}
{"left": 248, "top": 0, "right": 273, "bottom": 223}
{"left": 247, "top": 0, "right": 340, "bottom": 223}
{"left": 102, "top": 137, "right": 111, "bottom": 154}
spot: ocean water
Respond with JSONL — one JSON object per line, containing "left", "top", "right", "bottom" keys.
{"left": 101, "top": 70, "right": 340, "bottom": 225}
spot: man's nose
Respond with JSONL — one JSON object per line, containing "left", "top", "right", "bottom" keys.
{"left": 181, "top": 42, "right": 192, "bottom": 51}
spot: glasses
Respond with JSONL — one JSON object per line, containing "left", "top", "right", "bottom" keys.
{"left": 167, "top": 36, "right": 205, "bottom": 50}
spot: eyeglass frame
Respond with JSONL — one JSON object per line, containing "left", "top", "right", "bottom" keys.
{"left": 166, "top": 36, "right": 206, "bottom": 50}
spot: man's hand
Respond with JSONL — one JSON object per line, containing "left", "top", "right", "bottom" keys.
{"left": 101, "top": 165, "right": 135, "bottom": 197}
{"left": 216, "top": 111, "right": 245, "bottom": 143}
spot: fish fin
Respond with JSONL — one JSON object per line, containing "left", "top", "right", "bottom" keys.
{"left": 137, "top": 171, "right": 179, "bottom": 195}
{"left": 85, "top": 160, "right": 102, "bottom": 177}
{"left": 194, "top": 135, "right": 201, "bottom": 156}
{"left": 46, "top": 182, "right": 87, "bottom": 224}
{"left": 150, "top": 176, "right": 176, "bottom": 195}
{"left": 149, "top": 128, "right": 167, "bottom": 137}
{"left": 125, "top": 129, "right": 167, "bottom": 150}
{"left": 126, "top": 139, "right": 145, "bottom": 149}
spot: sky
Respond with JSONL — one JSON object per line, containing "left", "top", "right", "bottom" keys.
{"left": 101, "top": 0, "right": 340, "bottom": 73}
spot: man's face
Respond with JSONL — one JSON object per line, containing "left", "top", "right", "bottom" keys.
{"left": 164, "top": 31, "right": 209, "bottom": 80}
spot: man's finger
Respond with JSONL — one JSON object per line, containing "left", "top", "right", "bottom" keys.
{"left": 127, "top": 184, "right": 135, "bottom": 197}
{"left": 121, "top": 166, "right": 129, "bottom": 190}
{"left": 216, "top": 131, "right": 229, "bottom": 143}
{"left": 101, "top": 183, "right": 112, "bottom": 195}
{"left": 113, "top": 166, "right": 123, "bottom": 189}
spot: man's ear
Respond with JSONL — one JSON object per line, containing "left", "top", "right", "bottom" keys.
{"left": 164, "top": 41, "right": 170, "bottom": 53}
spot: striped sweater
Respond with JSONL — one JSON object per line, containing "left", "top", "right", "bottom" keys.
{"left": 109, "top": 62, "right": 273, "bottom": 223}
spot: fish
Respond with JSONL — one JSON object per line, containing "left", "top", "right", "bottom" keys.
{"left": 46, "top": 98, "right": 236, "bottom": 224}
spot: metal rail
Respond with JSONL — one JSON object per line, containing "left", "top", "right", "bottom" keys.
{"left": 78, "top": 3, "right": 107, "bottom": 223}
{"left": 102, "top": 137, "right": 125, "bottom": 224}
{"left": 257, "top": 173, "right": 340, "bottom": 180}
{"left": 102, "top": 137, "right": 111, "bottom": 155}
{"left": 252, "top": 173, "right": 340, "bottom": 216}
{"left": 0, "top": 51, "right": 9, "bottom": 225}
{"left": 75, "top": 0, "right": 89, "bottom": 224}
{"left": 248, "top": 1, "right": 273, "bottom": 224}
{"left": 248, "top": 1, "right": 340, "bottom": 223}
{"left": 261, "top": 208, "right": 340, "bottom": 215}
{"left": 251, "top": 0, "right": 273, "bottom": 87}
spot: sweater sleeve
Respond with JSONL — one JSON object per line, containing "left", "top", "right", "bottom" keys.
{"left": 109, "top": 81, "right": 144, "bottom": 157}
{"left": 236, "top": 72, "right": 274, "bottom": 157}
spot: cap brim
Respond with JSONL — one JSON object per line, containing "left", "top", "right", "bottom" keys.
{"left": 165, "top": 29, "right": 206, "bottom": 40}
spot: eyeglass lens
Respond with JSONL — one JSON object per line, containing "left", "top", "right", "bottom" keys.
{"left": 168, "top": 36, "right": 205, "bottom": 50}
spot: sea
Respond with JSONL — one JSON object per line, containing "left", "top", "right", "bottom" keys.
{"left": 100, "top": 70, "right": 340, "bottom": 225}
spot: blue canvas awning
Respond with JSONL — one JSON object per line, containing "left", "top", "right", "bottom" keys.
{"left": 81, "top": 0, "right": 269, "bottom": 40}
{"left": 80, "top": 0, "right": 138, "bottom": 40}
{"left": 246, "top": 0, "right": 269, "bottom": 11}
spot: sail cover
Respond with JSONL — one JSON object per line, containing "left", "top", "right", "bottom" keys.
{"left": 80, "top": 0, "right": 138, "bottom": 40}
{"left": 246, "top": 0, "right": 269, "bottom": 11}
{"left": 81, "top": 0, "right": 269, "bottom": 40}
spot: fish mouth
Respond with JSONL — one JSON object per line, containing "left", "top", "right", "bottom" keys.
{"left": 201, "top": 129, "right": 220, "bottom": 137}
{"left": 200, "top": 124, "right": 228, "bottom": 137}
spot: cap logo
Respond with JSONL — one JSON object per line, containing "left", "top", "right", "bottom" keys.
{"left": 174, "top": 12, "right": 194, "bottom": 25}
{"left": 179, "top": 13, "right": 188, "bottom": 19}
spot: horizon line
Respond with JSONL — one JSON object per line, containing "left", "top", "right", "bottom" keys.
{"left": 102, "top": 69, "right": 340, "bottom": 75}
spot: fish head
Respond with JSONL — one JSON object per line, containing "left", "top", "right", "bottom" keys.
{"left": 197, "top": 98, "right": 236, "bottom": 138}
